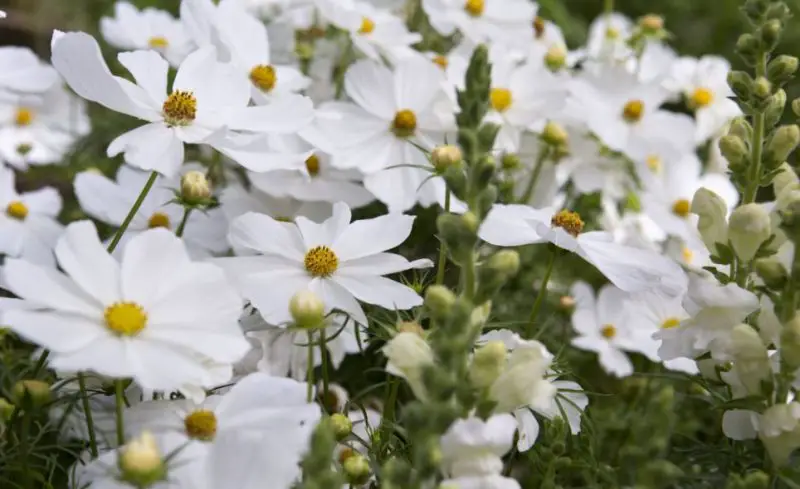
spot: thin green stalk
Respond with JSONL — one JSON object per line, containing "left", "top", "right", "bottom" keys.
{"left": 175, "top": 208, "right": 193, "bottom": 238}
{"left": 319, "top": 327, "right": 330, "bottom": 409}
{"left": 379, "top": 378, "right": 400, "bottom": 456}
{"left": 462, "top": 254, "right": 476, "bottom": 301}
{"left": 107, "top": 171, "right": 159, "bottom": 253}
{"left": 115, "top": 380, "right": 126, "bottom": 446}
{"left": 527, "top": 248, "right": 558, "bottom": 337}
{"left": 435, "top": 189, "right": 451, "bottom": 285}
{"left": 519, "top": 147, "right": 550, "bottom": 204}
{"left": 77, "top": 374, "right": 98, "bottom": 457}
{"left": 306, "top": 331, "right": 315, "bottom": 403}
{"left": 604, "top": 0, "right": 614, "bottom": 17}
{"left": 20, "top": 409, "right": 31, "bottom": 489}
{"left": 31, "top": 349, "right": 49, "bottom": 377}
{"left": 743, "top": 52, "right": 768, "bottom": 204}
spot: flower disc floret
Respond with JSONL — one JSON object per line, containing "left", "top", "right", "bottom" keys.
{"left": 184, "top": 409, "right": 217, "bottom": 441}
{"left": 433, "top": 55, "right": 448, "bottom": 69}
{"left": 162, "top": 90, "right": 197, "bottom": 126}
{"left": 551, "top": 210, "right": 584, "bottom": 236}
{"left": 490, "top": 88, "right": 513, "bottom": 113}
{"left": 661, "top": 317, "right": 681, "bottom": 329}
{"left": 305, "top": 154, "right": 321, "bottom": 176}
{"left": 464, "top": 0, "right": 485, "bottom": 16}
{"left": 672, "top": 199, "right": 691, "bottom": 218}
{"left": 304, "top": 245, "right": 339, "bottom": 277}
{"left": 15, "top": 108, "right": 33, "bottom": 127}
{"left": 148, "top": 37, "right": 169, "bottom": 49}
{"left": 148, "top": 212, "right": 171, "bottom": 229}
{"left": 690, "top": 87, "right": 714, "bottom": 109}
{"left": 358, "top": 17, "right": 375, "bottom": 34}
{"left": 249, "top": 65, "right": 277, "bottom": 93}
{"left": 104, "top": 302, "right": 147, "bottom": 337}
{"left": 6, "top": 201, "right": 28, "bottom": 220}
{"left": 533, "top": 16, "right": 545, "bottom": 38}
{"left": 392, "top": 109, "right": 417, "bottom": 138}
{"left": 622, "top": 100, "right": 644, "bottom": 123}
{"left": 600, "top": 324, "right": 616, "bottom": 339}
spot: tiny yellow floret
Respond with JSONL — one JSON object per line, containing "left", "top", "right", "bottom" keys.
{"left": 148, "top": 212, "right": 171, "bottom": 229}
{"left": 6, "top": 201, "right": 28, "bottom": 220}
{"left": 184, "top": 410, "right": 217, "bottom": 441}
{"left": 305, "top": 245, "right": 339, "bottom": 277}
{"left": 551, "top": 209, "right": 584, "bottom": 236}
{"left": 490, "top": 88, "right": 513, "bottom": 113}
{"left": 15, "top": 108, "right": 33, "bottom": 127}
{"left": 464, "top": 0, "right": 484, "bottom": 17}
{"left": 392, "top": 109, "right": 417, "bottom": 138}
{"left": 672, "top": 199, "right": 691, "bottom": 218}
{"left": 148, "top": 36, "right": 169, "bottom": 49}
{"left": 358, "top": 17, "right": 375, "bottom": 34}
{"left": 433, "top": 55, "right": 448, "bottom": 70}
{"left": 622, "top": 100, "right": 644, "bottom": 123}
{"left": 162, "top": 90, "right": 197, "bottom": 126}
{"left": 104, "top": 302, "right": 147, "bottom": 337}
{"left": 601, "top": 324, "right": 617, "bottom": 339}
{"left": 646, "top": 154, "right": 662, "bottom": 172}
{"left": 250, "top": 64, "right": 277, "bottom": 92}
{"left": 690, "top": 87, "right": 714, "bottom": 109}
{"left": 305, "top": 154, "right": 321, "bottom": 176}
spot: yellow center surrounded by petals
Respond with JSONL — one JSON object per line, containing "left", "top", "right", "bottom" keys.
{"left": 104, "top": 302, "right": 147, "bottom": 337}
{"left": 551, "top": 209, "right": 584, "bottom": 236}
{"left": 163, "top": 90, "right": 197, "bottom": 126}
{"left": 646, "top": 154, "right": 662, "bottom": 173}
{"left": 661, "top": 317, "right": 681, "bottom": 329}
{"left": 184, "top": 410, "right": 217, "bottom": 441}
{"left": 6, "top": 201, "right": 28, "bottom": 220}
{"left": 358, "top": 17, "right": 375, "bottom": 34}
{"left": 672, "top": 199, "right": 691, "bottom": 218}
{"left": 392, "top": 109, "right": 417, "bottom": 138}
{"left": 533, "top": 16, "right": 545, "bottom": 38}
{"left": 250, "top": 64, "right": 277, "bottom": 92}
{"left": 148, "top": 212, "right": 171, "bottom": 229}
{"left": 15, "top": 108, "right": 33, "bottom": 127}
{"left": 305, "top": 154, "right": 320, "bottom": 176}
{"left": 433, "top": 55, "right": 448, "bottom": 69}
{"left": 464, "top": 0, "right": 484, "bottom": 16}
{"left": 622, "top": 100, "right": 644, "bottom": 123}
{"left": 490, "top": 88, "right": 513, "bottom": 113}
{"left": 606, "top": 27, "right": 620, "bottom": 39}
{"left": 690, "top": 87, "right": 714, "bottom": 109}
{"left": 601, "top": 324, "right": 616, "bottom": 339}
{"left": 148, "top": 36, "right": 169, "bottom": 49}
{"left": 304, "top": 245, "right": 338, "bottom": 277}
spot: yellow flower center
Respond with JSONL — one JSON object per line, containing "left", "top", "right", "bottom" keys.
{"left": 104, "top": 302, "right": 147, "bottom": 337}
{"left": 6, "top": 201, "right": 28, "bottom": 220}
{"left": 148, "top": 36, "right": 169, "bottom": 49}
{"left": 162, "top": 90, "right": 197, "bottom": 126}
{"left": 681, "top": 246, "right": 694, "bottom": 264}
{"left": 601, "top": 324, "right": 616, "bottom": 339}
{"left": 661, "top": 317, "right": 681, "bottom": 329}
{"left": 304, "top": 245, "right": 338, "bottom": 277}
{"left": 148, "top": 212, "right": 171, "bottom": 229}
{"left": 622, "top": 100, "right": 644, "bottom": 123}
{"left": 533, "top": 16, "right": 545, "bottom": 38}
{"left": 305, "top": 154, "right": 320, "bottom": 176}
{"left": 249, "top": 64, "right": 277, "bottom": 93}
{"left": 646, "top": 154, "right": 662, "bottom": 173}
{"left": 358, "top": 17, "right": 375, "bottom": 34}
{"left": 690, "top": 87, "right": 714, "bottom": 109}
{"left": 490, "top": 88, "right": 513, "bottom": 113}
{"left": 15, "top": 108, "right": 33, "bottom": 127}
{"left": 184, "top": 409, "right": 217, "bottom": 441}
{"left": 433, "top": 55, "right": 448, "bottom": 70}
{"left": 551, "top": 209, "right": 584, "bottom": 236}
{"left": 672, "top": 199, "right": 691, "bottom": 218}
{"left": 605, "top": 27, "right": 620, "bottom": 39}
{"left": 464, "top": 0, "right": 484, "bottom": 16}
{"left": 392, "top": 109, "right": 417, "bottom": 138}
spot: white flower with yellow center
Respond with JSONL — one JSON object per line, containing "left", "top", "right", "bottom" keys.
{"left": 0, "top": 165, "right": 63, "bottom": 267}
{"left": 581, "top": 12, "right": 634, "bottom": 64}
{"left": 2, "top": 221, "right": 250, "bottom": 391}
{"left": 100, "top": 1, "right": 193, "bottom": 66}
{"left": 669, "top": 55, "right": 741, "bottom": 142}
{"left": 315, "top": 57, "right": 457, "bottom": 212}
{"left": 480, "top": 204, "right": 688, "bottom": 297}
{"left": 218, "top": 202, "right": 432, "bottom": 326}
{"left": 74, "top": 165, "right": 229, "bottom": 258}
{"left": 51, "top": 32, "right": 315, "bottom": 177}
{"left": 422, "top": 0, "right": 536, "bottom": 46}
{"left": 0, "top": 46, "right": 58, "bottom": 97}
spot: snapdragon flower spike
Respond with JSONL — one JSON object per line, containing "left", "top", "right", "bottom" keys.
{"left": 479, "top": 204, "right": 688, "bottom": 297}
{"left": 51, "top": 31, "right": 315, "bottom": 177}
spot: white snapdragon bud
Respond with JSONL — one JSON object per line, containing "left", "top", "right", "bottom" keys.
{"left": 180, "top": 170, "right": 212, "bottom": 204}
{"left": 289, "top": 290, "right": 325, "bottom": 329}
{"left": 780, "top": 316, "right": 800, "bottom": 370}
{"left": 431, "top": 145, "right": 463, "bottom": 172}
{"left": 758, "top": 402, "right": 800, "bottom": 466}
{"left": 469, "top": 341, "right": 507, "bottom": 390}
{"left": 727, "top": 204, "right": 771, "bottom": 262}
{"left": 773, "top": 162, "right": 799, "bottom": 197}
{"left": 382, "top": 331, "right": 434, "bottom": 400}
{"left": 489, "top": 340, "right": 556, "bottom": 413}
{"left": 729, "top": 324, "right": 771, "bottom": 395}
{"left": 440, "top": 414, "right": 517, "bottom": 487}
{"left": 118, "top": 431, "right": 166, "bottom": 488}
{"left": 691, "top": 188, "right": 728, "bottom": 254}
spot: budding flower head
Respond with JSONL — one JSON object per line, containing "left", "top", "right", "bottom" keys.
{"left": 755, "top": 257, "right": 788, "bottom": 289}
{"left": 544, "top": 45, "right": 567, "bottom": 71}
{"left": 180, "top": 170, "right": 212, "bottom": 205}
{"left": 118, "top": 431, "right": 166, "bottom": 488}
{"left": 330, "top": 413, "right": 352, "bottom": 441}
{"left": 753, "top": 76, "right": 772, "bottom": 100}
{"left": 781, "top": 316, "right": 800, "bottom": 370}
{"left": 559, "top": 295, "right": 576, "bottom": 312}
{"left": 431, "top": 145, "right": 463, "bottom": 172}
{"left": 11, "top": 379, "right": 51, "bottom": 408}
{"left": 541, "top": 121, "right": 568, "bottom": 147}
{"left": 289, "top": 290, "right": 325, "bottom": 329}
{"left": 342, "top": 453, "right": 371, "bottom": 485}
{"left": 469, "top": 340, "right": 507, "bottom": 389}
{"left": 638, "top": 14, "right": 664, "bottom": 34}
{"left": 425, "top": 285, "right": 456, "bottom": 318}
{"left": 397, "top": 320, "right": 425, "bottom": 336}
{"left": 728, "top": 203, "right": 772, "bottom": 262}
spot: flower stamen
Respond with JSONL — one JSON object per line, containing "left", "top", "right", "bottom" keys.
{"left": 6, "top": 201, "right": 28, "bottom": 220}
{"left": 464, "top": 0, "right": 484, "bottom": 16}
{"left": 661, "top": 317, "right": 681, "bottom": 329}
{"left": 533, "top": 16, "right": 546, "bottom": 38}
{"left": 672, "top": 199, "right": 691, "bottom": 218}
{"left": 148, "top": 212, "right": 171, "bottom": 229}
{"left": 622, "top": 100, "right": 644, "bottom": 123}
{"left": 104, "top": 302, "right": 147, "bottom": 337}
{"left": 690, "top": 87, "right": 714, "bottom": 109}
{"left": 148, "top": 36, "right": 169, "bottom": 49}
{"left": 601, "top": 324, "right": 616, "bottom": 339}
{"left": 305, "top": 154, "right": 321, "bottom": 176}
{"left": 304, "top": 245, "right": 338, "bottom": 277}
{"left": 392, "top": 109, "right": 417, "bottom": 138}
{"left": 358, "top": 17, "right": 375, "bottom": 34}
{"left": 184, "top": 410, "right": 217, "bottom": 441}
{"left": 162, "top": 91, "right": 197, "bottom": 126}
{"left": 433, "top": 55, "right": 448, "bottom": 69}
{"left": 15, "top": 108, "right": 33, "bottom": 127}
{"left": 551, "top": 209, "right": 584, "bottom": 236}
{"left": 490, "top": 88, "right": 513, "bottom": 113}
{"left": 249, "top": 65, "right": 277, "bottom": 93}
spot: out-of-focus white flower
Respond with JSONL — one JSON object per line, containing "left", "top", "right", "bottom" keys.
{"left": 101, "top": 2, "right": 193, "bottom": 66}
{"left": 422, "top": 0, "right": 536, "bottom": 47}
{"left": 383, "top": 331, "right": 434, "bottom": 400}
{"left": 0, "top": 47, "right": 58, "bottom": 97}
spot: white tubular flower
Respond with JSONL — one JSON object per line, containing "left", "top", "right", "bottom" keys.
{"left": 382, "top": 331, "right": 434, "bottom": 400}
{"left": 489, "top": 338, "right": 556, "bottom": 414}
{"left": 757, "top": 403, "right": 800, "bottom": 466}
{"left": 728, "top": 204, "right": 772, "bottom": 263}
{"left": 691, "top": 187, "right": 729, "bottom": 254}
{"left": 728, "top": 324, "right": 771, "bottom": 396}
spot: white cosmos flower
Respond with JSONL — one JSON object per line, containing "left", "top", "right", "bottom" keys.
{"left": 51, "top": 31, "right": 314, "bottom": 177}
{"left": 317, "top": 57, "right": 456, "bottom": 212}
{"left": 74, "top": 165, "right": 229, "bottom": 258}
{"left": 669, "top": 56, "right": 741, "bottom": 142}
{"left": 100, "top": 1, "right": 194, "bottom": 67}
{"left": 0, "top": 47, "right": 58, "bottom": 97}
{"left": 479, "top": 204, "right": 688, "bottom": 297}
{"left": 0, "top": 165, "right": 63, "bottom": 266}
{"left": 553, "top": 128, "right": 633, "bottom": 201}
{"left": 219, "top": 184, "right": 332, "bottom": 235}
{"left": 218, "top": 202, "right": 432, "bottom": 326}
{"left": 2, "top": 221, "right": 250, "bottom": 391}
{"left": 581, "top": 12, "right": 634, "bottom": 64}
{"left": 422, "top": 0, "right": 536, "bottom": 47}
{"left": 440, "top": 413, "right": 520, "bottom": 489}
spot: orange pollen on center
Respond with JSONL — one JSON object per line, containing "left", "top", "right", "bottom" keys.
{"left": 305, "top": 154, "right": 321, "bottom": 176}
{"left": 464, "top": 0, "right": 484, "bottom": 16}
{"left": 162, "top": 90, "right": 197, "bottom": 126}
{"left": 249, "top": 64, "right": 277, "bottom": 92}
{"left": 551, "top": 209, "right": 584, "bottom": 236}
{"left": 392, "top": 109, "right": 417, "bottom": 138}
{"left": 533, "top": 16, "right": 546, "bottom": 38}
{"left": 433, "top": 55, "right": 448, "bottom": 69}
{"left": 672, "top": 199, "right": 691, "bottom": 218}
{"left": 661, "top": 317, "right": 681, "bottom": 329}
{"left": 490, "top": 88, "right": 513, "bottom": 112}
{"left": 14, "top": 108, "right": 33, "bottom": 127}
{"left": 601, "top": 324, "right": 617, "bottom": 339}
{"left": 690, "top": 87, "right": 714, "bottom": 109}
{"left": 622, "top": 100, "right": 644, "bottom": 123}
{"left": 148, "top": 212, "right": 171, "bottom": 229}
{"left": 358, "top": 17, "right": 375, "bottom": 34}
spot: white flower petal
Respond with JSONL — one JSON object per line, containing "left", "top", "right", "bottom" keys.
{"left": 332, "top": 213, "right": 415, "bottom": 262}
{"left": 55, "top": 221, "right": 122, "bottom": 305}
{"left": 4, "top": 258, "right": 100, "bottom": 314}
{"left": 333, "top": 275, "right": 422, "bottom": 310}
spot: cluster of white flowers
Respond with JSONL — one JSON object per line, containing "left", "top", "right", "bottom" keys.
{"left": 2, "top": 0, "right": 800, "bottom": 486}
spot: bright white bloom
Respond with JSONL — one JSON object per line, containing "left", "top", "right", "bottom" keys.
{"left": 480, "top": 204, "right": 688, "bottom": 297}
{"left": 582, "top": 12, "right": 633, "bottom": 64}
{"left": 51, "top": 32, "right": 314, "bottom": 177}
{"left": 669, "top": 56, "right": 741, "bottom": 142}
{"left": 0, "top": 47, "right": 58, "bottom": 97}
{"left": 422, "top": 0, "right": 536, "bottom": 46}
{"left": 317, "top": 57, "right": 455, "bottom": 212}
{"left": 0, "top": 166, "right": 63, "bottom": 266}
{"left": 219, "top": 202, "right": 431, "bottom": 326}
{"left": 440, "top": 414, "right": 520, "bottom": 489}
{"left": 220, "top": 183, "right": 332, "bottom": 229}
{"left": 757, "top": 403, "right": 800, "bottom": 466}
{"left": 100, "top": 2, "right": 193, "bottom": 66}
{"left": 553, "top": 129, "right": 633, "bottom": 201}
{"left": 383, "top": 331, "right": 435, "bottom": 400}
{"left": 2, "top": 221, "right": 250, "bottom": 391}
{"left": 74, "top": 165, "right": 228, "bottom": 258}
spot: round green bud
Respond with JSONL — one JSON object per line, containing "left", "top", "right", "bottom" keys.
{"left": 718, "top": 134, "right": 749, "bottom": 167}
{"left": 767, "top": 55, "right": 798, "bottom": 85}
{"left": 487, "top": 249, "right": 520, "bottom": 278}
{"left": 728, "top": 203, "right": 772, "bottom": 262}
{"left": 759, "top": 19, "right": 782, "bottom": 51}
{"left": 729, "top": 117, "right": 753, "bottom": 141}
{"left": 753, "top": 76, "right": 772, "bottom": 100}
{"left": 501, "top": 153, "right": 521, "bottom": 170}
{"left": 12, "top": 380, "right": 51, "bottom": 408}
{"left": 544, "top": 45, "right": 567, "bottom": 71}
{"left": 119, "top": 432, "right": 166, "bottom": 488}
{"left": 342, "top": 453, "right": 371, "bottom": 485}
{"left": 431, "top": 145, "right": 463, "bottom": 172}
{"left": 424, "top": 285, "right": 456, "bottom": 317}
{"left": 180, "top": 170, "right": 212, "bottom": 205}
{"left": 765, "top": 124, "right": 800, "bottom": 169}
{"left": 541, "top": 121, "right": 568, "bottom": 147}
{"left": 727, "top": 70, "right": 754, "bottom": 100}
{"left": 289, "top": 290, "right": 325, "bottom": 329}
{"left": 469, "top": 340, "right": 507, "bottom": 389}
{"left": 330, "top": 413, "right": 352, "bottom": 441}
{"left": 755, "top": 257, "right": 788, "bottom": 289}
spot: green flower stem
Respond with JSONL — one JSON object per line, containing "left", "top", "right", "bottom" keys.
{"left": 604, "top": 0, "right": 614, "bottom": 17}
{"left": 435, "top": 189, "right": 451, "bottom": 285}
{"left": 175, "top": 208, "right": 193, "bottom": 238}
{"left": 379, "top": 377, "right": 399, "bottom": 455}
{"left": 527, "top": 247, "right": 558, "bottom": 337}
{"left": 115, "top": 380, "right": 126, "bottom": 446}
{"left": 519, "top": 146, "right": 550, "bottom": 204}
{"left": 319, "top": 327, "right": 330, "bottom": 409}
{"left": 77, "top": 374, "right": 98, "bottom": 457}
{"left": 306, "top": 331, "right": 315, "bottom": 403}
{"left": 743, "top": 52, "right": 768, "bottom": 204}
{"left": 107, "top": 171, "right": 159, "bottom": 253}
{"left": 20, "top": 409, "right": 31, "bottom": 489}
{"left": 462, "top": 252, "right": 477, "bottom": 302}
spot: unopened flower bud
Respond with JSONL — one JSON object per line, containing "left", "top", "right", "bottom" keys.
{"left": 728, "top": 70, "right": 754, "bottom": 100}
{"left": 330, "top": 413, "right": 352, "bottom": 441}
{"left": 768, "top": 55, "right": 798, "bottom": 86}
{"left": 544, "top": 45, "right": 567, "bottom": 71}
{"left": 759, "top": 19, "right": 782, "bottom": 52}
{"left": 289, "top": 290, "right": 325, "bottom": 329}
{"left": 781, "top": 316, "right": 800, "bottom": 370}
{"left": 501, "top": 153, "right": 520, "bottom": 170}
{"left": 180, "top": 170, "right": 212, "bottom": 204}
{"left": 766, "top": 2, "right": 791, "bottom": 21}
{"left": 487, "top": 250, "right": 520, "bottom": 278}
{"left": 735, "top": 34, "right": 760, "bottom": 61}
{"left": 343, "top": 453, "right": 371, "bottom": 485}
{"left": 382, "top": 332, "right": 434, "bottom": 399}
{"left": 638, "top": 14, "right": 664, "bottom": 34}
{"left": 559, "top": 295, "right": 576, "bottom": 312}
{"left": 437, "top": 212, "right": 478, "bottom": 263}
{"left": 469, "top": 340, "right": 507, "bottom": 389}
{"left": 11, "top": 380, "right": 51, "bottom": 408}
{"left": 764, "top": 124, "right": 800, "bottom": 169}
{"left": 118, "top": 431, "right": 166, "bottom": 488}
{"left": 792, "top": 98, "right": 800, "bottom": 117}
{"left": 774, "top": 163, "right": 800, "bottom": 197}
{"left": 743, "top": 0, "right": 769, "bottom": 20}
{"left": 718, "top": 134, "right": 749, "bottom": 168}
{"left": 758, "top": 403, "right": 800, "bottom": 466}
{"left": 541, "top": 121, "right": 568, "bottom": 147}
{"left": 755, "top": 257, "right": 788, "bottom": 289}
{"left": 753, "top": 76, "right": 772, "bottom": 100}
{"left": 425, "top": 285, "right": 456, "bottom": 318}
{"left": 397, "top": 320, "right": 424, "bottom": 336}
{"left": 0, "top": 398, "right": 14, "bottom": 421}
{"left": 765, "top": 89, "right": 787, "bottom": 128}
{"left": 431, "top": 145, "right": 463, "bottom": 172}
{"left": 691, "top": 188, "right": 729, "bottom": 254}
{"left": 729, "top": 117, "right": 753, "bottom": 141}
{"left": 728, "top": 203, "right": 772, "bottom": 262}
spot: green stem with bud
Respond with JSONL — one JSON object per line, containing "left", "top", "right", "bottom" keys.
{"left": 744, "top": 52, "right": 769, "bottom": 204}
{"left": 319, "top": 328, "right": 330, "bottom": 409}
{"left": 114, "top": 380, "right": 126, "bottom": 446}
{"left": 519, "top": 147, "right": 551, "bottom": 204}
{"left": 306, "top": 331, "right": 315, "bottom": 403}
{"left": 175, "top": 208, "right": 193, "bottom": 238}
{"left": 527, "top": 247, "right": 558, "bottom": 337}
{"left": 435, "top": 189, "right": 451, "bottom": 285}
